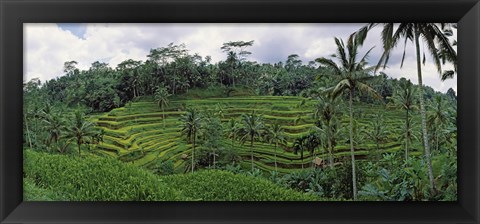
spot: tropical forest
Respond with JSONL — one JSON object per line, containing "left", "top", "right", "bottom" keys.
{"left": 23, "top": 23, "right": 457, "bottom": 201}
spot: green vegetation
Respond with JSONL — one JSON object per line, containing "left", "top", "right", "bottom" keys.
{"left": 23, "top": 23, "right": 457, "bottom": 201}
{"left": 162, "top": 170, "right": 318, "bottom": 201}
{"left": 24, "top": 150, "right": 319, "bottom": 201}
{"left": 24, "top": 150, "right": 183, "bottom": 201}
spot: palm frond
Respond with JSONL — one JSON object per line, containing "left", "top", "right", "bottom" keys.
{"left": 357, "top": 82, "right": 382, "bottom": 101}
{"left": 356, "top": 46, "right": 375, "bottom": 71}
{"left": 330, "top": 79, "right": 350, "bottom": 99}
{"left": 334, "top": 37, "right": 349, "bottom": 69}
{"left": 442, "top": 70, "right": 455, "bottom": 80}
{"left": 355, "top": 23, "right": 377, "bottom": 46}
{"left": 315, "top": 58, "right": 341, "bottom": 75}
{"left": 420, "top": 27, "right": 442, "bottom": 74}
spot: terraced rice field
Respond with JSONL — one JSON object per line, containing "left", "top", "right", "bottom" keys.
{"left": 90, "top": 96, "right": 423, "bottom": 174}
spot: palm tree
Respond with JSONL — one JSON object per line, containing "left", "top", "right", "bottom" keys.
{"left": 305, "top": 131, "right": 321, "bottom": 168}
{"left": 398, "top": 117, "right": 420, "bottom": 158}
{"left": 226, "top": 118, "right": 239, "bottom": 149}
{"left": 293, "top": 136, "right": 307, "bottom": 170}
{"left": 36, "top": 103, "right": 62, "bottom": 148}
{"left": 180, "top": 107, "right": 202, "bottom": 173}
{"left": 265, "top": 123, "right": 287, "bottom": 172}
{"left": 356, "top": 23, "right": 457, "bottom": 193}
{"left": 237, "top": 111, "right": 265, "bottom": 171}
{"left": 43, "top": 114, "right": 64, "bottom": 147}
{"left": 65, "top": 111, "right": 97, "bottom": 156}
{"left": 23, "top": 112, "right": 33, "bottom": 149}
{"left": 315, "top": 33, "right": 381, "bottom": 200}
{"left": 388, "top": 79, "right": 417, "bottom": 160}
{"left": 154, "top": 86, "right": 171, "bottom": 129}
{"left": 314, "top": 95, "right": 342, "bottom": 167}
{"left": 315, "top": 117, "right": 343, "bottom": 168}
{"left": 427, "top": 95, "right": 449, "bottom": 152}
{"left": 363, "top": 113, "right": 388, "bottom": 161}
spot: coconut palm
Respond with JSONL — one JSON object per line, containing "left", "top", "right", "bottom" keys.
{"left": 265, "top": 123, "right": 287, "bottom": 172}
{"left": 315, "top": 32, "right": 381, "bottom": 200}
{"left": 304, "top": 131, "right": 321, "bottom": 168}
{"left": 154, "top": 86, "right": 171, "bottom": 129}
{"left": 64, "top": 111, "right": 97, "bottom": 156}
{"left": 314, "top": 95, "right": 343, "bottom": 167}
{"left": 37, "top": 103, "right": 60, "bottom": 148}
{"left": 315, "top": 117, "right": 343, "bottom": 168}
{"left": 427, "top": 95, "right": 450, "bottom": 152}
{"left": 42, "top": 114, "right": 64, "bottom": 147}
{"left": 226, "top": 118, "right": 239, "bottom": 149}
{"left": 237, "top": 111, "right": 265, "bottom": 171}
{"left": 293, "top": 136, "right": 307, "bottom": 170}
{"left": 363, "top": 113, "right": 389, "bottom": 161}
{"left": 398, "top": 117, "right": 420, "bottom": 158}
{"left": 387, "top": 79, "right": 418, "bottom": 160}
{"left": 201, "top": 115, "right": 223, "bottom": 169}
{"left": 356, "top": 23, "right": 457, "bottom": 193}
{"left": 180, "top": 107, "right": 202, "bottom": 173}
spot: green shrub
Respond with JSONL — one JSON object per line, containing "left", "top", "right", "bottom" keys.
{"left": 24, "top": 150, "right": 183, "bottom": 201}
{"left": 161, "top": 170, "right": 319, "bottom": 201}
{"left": 152, "top": 160, "right": 175, "bottom": 176}
{"left": 23, "top": 177, "right": 64, "bottom": 201}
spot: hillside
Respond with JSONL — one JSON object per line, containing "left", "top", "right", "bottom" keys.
{"left": 90, "top": 92, "right": 423, "bottom": 174}
{"left": 24, "top": 150, "right": 319, "bottom": 201}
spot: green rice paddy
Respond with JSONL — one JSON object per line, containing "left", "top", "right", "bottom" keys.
{"left": 91, "top": 95, "right": 422, "bottom": 174}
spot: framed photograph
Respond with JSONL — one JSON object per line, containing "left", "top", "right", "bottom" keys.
{"left": 1, "top": 0, "right": 479, "bottom": 223}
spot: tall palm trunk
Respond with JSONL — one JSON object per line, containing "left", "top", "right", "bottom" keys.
{"left": 327, "top": 128, "right": 334, "bottom": 167}
{"left": 301, "top": 152, "right": 304, "bottom": 170}
{"left": 274, "top": 141, "right": 278, "bottom": 172}
{"left": 213, "top": 149, "right": 216, "bottom": 169}
{"left": 405, "top": 109, "right": 409, "bottom": 161}
{"left": 311, "top": 147, "right": 315, "bottom": 169}
{"left": 250, "top": 134, "right": 254, "bottom": 171}
{"left": 33, "top": 118, "right": 38, "bottom": 147}
{"left": 77, "top": 140, "right": 81, "bottom": 156}
{"left": 191, "top": 132, "right": 196, "bottom": 173}
{"left": 414, "top": 25, "right": 436, "bottom": 193}
{"left": 162, "top": 105, "right": 166, "bottom": 129}
{"left": 329, "top": 141, "right": 334, "bottom": 168}
{"left": 24, "top": 114, "right": 32, "bottom": 149}
{"left": 349, "top": 89, "right": 357, "bottom": 201}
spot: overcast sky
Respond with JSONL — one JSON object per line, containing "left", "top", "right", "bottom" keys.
{"left": 24, "top": 23, "right": 457, "bottom": 93}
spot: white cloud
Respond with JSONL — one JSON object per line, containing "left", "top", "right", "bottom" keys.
{"left": 24, "top": 23, "right": 456, "bottom": 93}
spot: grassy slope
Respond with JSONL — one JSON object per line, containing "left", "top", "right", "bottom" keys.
{"left": 24, "top": 177, "right": 65, "bottom": 201}
{"left": 24, "top": 150, "right": 320, "bottom": 201}
{"left": 161, "top": 170, "right": 318, "bottom": 201}
{"left": 90, "top": 88, "right": 423, "bottom": 174}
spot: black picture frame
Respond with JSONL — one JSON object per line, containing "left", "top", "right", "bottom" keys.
{"left": 1, "top": 0, "right": 479, "bottom": 223}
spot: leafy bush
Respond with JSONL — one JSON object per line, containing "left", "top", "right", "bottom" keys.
{"left": 281, "top": 166, "right": 351, "bottom": 199}
{"left": 23, "top": 177, "right": 64, "bottom": 201}
{"left": 151, "top": 160, "right": 175, "bottom": 176}
{"left": 283, "top": 170, "right": 312, "bottom": 192}
{"left": 224, "top": 164, "right": 243, "bottom": 174}
{"left": 358, "top": 153, "right": 457, "bottom": 201}
{"left": 161, "top": 170, "right": 319, "bottom": 201}
{"left": 246, "top": 168, "right": 263, "bottom": 178}
{"left": 439, "top": 160, "right": 457, "bottom": 200}
{"left": 24, "top": 150, "right": 183, "bottom": 201}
